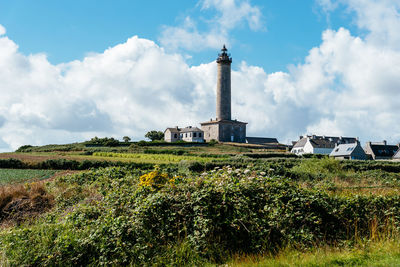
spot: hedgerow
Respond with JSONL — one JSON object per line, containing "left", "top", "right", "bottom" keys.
{"left": 1, "top": 166, "right": 400, "bottom": 266}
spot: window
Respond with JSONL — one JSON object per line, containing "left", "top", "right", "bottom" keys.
{"left": 185, "top": 133, "right": 187, "bottom": 138}
{"left": 174, "top": 134, "right": 177, "bottom": 138}
{"left": 193, "top": 132, "right": 197, "bottom": 137}
{"left": 199, "top": 133, "right": 202, "bottom": 137}
{"left": 180, "top": 134, "right": 183, "bottom": 138}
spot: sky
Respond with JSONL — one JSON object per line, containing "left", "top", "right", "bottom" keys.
{"left": 0, "top": 0, "right": 400, "bottom": 151}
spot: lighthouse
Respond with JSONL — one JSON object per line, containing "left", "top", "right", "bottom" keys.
{"left": 201, "top": 45, "right": 247, "bottom": 143}
{"left": 216, "top": 45, "right": 232, "bottom": 121}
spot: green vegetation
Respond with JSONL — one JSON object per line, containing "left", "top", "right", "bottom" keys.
{"left": 92, "top": 151, "right": 226, "bottom": 164}
{"left": 1, "top": 163, "right": 400, "bottom": 266}
{"left": 2, "top": 143, "right": 400, "bottom": 265}
{"left": 0, "top": 169, "right": 58, "bottom": 185}
{"left": 227, "top": 239, "right": 400, "bottom": 266}
{"left": 145, "top": 130, "right": 164, "bottom": 141}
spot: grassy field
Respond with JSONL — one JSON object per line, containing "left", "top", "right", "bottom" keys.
{"left": 225, "top": 239, "right": 400, "bottom": 266}
{"left": 0, "top": 169, "right": 58, "bottom": 185}
{"left": 91, "top": 151, "right": 226, "bottom": 163}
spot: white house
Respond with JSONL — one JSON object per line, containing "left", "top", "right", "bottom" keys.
{"left": 164, "top": 126, "right": 204, "bottom": 143}
{"left": 291, "top": 135, "right": 357, "bottom": 156}
{"left": 180, "top": 126, "right": 204, "bottom": 142}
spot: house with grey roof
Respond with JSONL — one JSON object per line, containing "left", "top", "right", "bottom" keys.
{"left": 180, "top": 126, "right": 204, "bottom": 142}
{"left": 364, "top": 141, "right": 399, "bottom": 160}
{"left": 394, "top": 148, "right": 400, "bottom": 160}
{"left": 330, "top": 141, "right": 367, "bottom": 160}
{"left": 291, "top": 135, "right": 357, "bottom": 155}
{"left": 164, "top": 126, "right": 204, "bottom": 143}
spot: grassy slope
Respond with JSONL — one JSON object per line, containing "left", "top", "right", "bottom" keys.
{"left": 227, "top": 240, "right": 400, "bottom": 266}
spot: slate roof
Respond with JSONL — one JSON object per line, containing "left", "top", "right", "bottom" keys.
{"left": 246, "top": 137, "right": 278, "bottom": 145}
{"left": 292, "top": 135, "right": 357, "bottom": 149}
{"left": 165, "top": 127, "right": 180, "bottom": 133}
{"left": 200, "top": 119, "right": 247, "bottom": 125}
{"left": 180, "top": 126, "right": 203, "bottom": 133}
{"left": 394, "top": 148, "right": 400, "bottom": 159}
{"left": 330, "top": 143, "right": 358, "bottom": 157}
{"left": 369, "top": 144, "right": 399, "bottom": 158}
{"left": 310, "top": 139, "right": 336, "bottom": 148}
{"left": 292, "top": 137, "right": 308, "bottom": 148}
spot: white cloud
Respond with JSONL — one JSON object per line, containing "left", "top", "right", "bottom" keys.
{"left": 0, "top": 24, "right": 5, "bottom": 35}
{"left": 159, "top": 0, "right": 264, "bottom": 51}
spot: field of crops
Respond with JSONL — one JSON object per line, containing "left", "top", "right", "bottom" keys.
{"left": 92, "top": 151, "right": 225, "bottom": 163}
{"left": 0, "top": 169, "right": 58, "bottom": 185}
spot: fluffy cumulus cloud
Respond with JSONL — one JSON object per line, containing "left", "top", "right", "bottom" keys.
{"left": 0, "top": 29, "right": 217, "bottom": 151}
{"left": 264, "top": 0, "right": 400, "bottom": 143}
{"left": 159, "top": 0, "right": 264, "bottom": 51}
{"left": 1, "top": 0, "right": 400, "bottom": 151}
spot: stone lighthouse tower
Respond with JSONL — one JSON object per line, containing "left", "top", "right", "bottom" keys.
{"left": 201, "top": 45, "right": 247, "bottom": 143}
{"left": 216, "top": 45, "right": 232, "bottom": 120}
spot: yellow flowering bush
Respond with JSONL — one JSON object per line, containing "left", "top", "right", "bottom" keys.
{"left": 139, "top": 167, "right": 174, "bottom": 189}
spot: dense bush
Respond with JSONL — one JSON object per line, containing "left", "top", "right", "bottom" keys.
{"left": 85, "top": 137, "right": 121, "bottom": 147}
{"left": 2, "top": 166, "right": 400, "bottom": 266}
{"left": 0, "top": 158, "right": 156, "bottom": 171}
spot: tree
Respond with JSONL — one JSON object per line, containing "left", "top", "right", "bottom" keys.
{"left": 145, "top": 131, "right": 164, "bottom": 141}
{"left": 123, "top": 136, "right": 131, "bottom": 143}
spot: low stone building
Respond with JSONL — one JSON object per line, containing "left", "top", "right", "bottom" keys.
{"left": 164, "top": 126, "right": 204, "bottom": 143}
{"left": 330, "top": 141, "right": 367, "bottom": 160}
{"left": 201, "top": 119, "right": 247, "bottom": 143}
{"left": 291, "top": 135, "right": 357, "bottom": 155}
{"left": 364, "top": 141, "right": 399, "bottom": 160}
{"left": 164, "top": 127, "right": 181, "bottom": 142}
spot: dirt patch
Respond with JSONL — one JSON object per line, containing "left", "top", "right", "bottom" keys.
{"left": 0, "top": 182, "right": 54, "bottom": 227}
{"left": 0, "top": 153, "right": 66, "bottom": 163}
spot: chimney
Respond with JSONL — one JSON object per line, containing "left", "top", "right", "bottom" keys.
{"left": 383, "top": 140, "right": 387, "bottom": 146}
{"left": 367, "top": 141, "right": 372, "bottom": 147}
{"left": 299, "top": 135, "right": 303, "bottom": 139}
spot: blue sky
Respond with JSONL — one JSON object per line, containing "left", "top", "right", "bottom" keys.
{"left": 0, "top": 0, "right": 400, "bottom": 151}
{"left": 0, "top": 0, "right": 358, "bottom": 72}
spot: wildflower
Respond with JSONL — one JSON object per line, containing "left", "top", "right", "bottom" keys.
{"left": 139, "top": 167, "right": 171, "bottom": 189}
{"left": 244, "top": 169, "right": 250, "bottom": 174}
{"left": 260, "top": 171, "right": 266, "bottom": 176}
